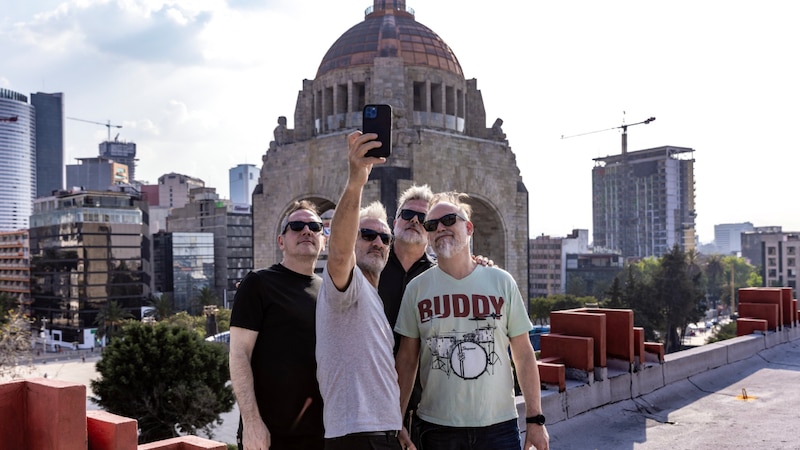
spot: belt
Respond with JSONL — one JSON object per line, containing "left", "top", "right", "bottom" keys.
{"left": 345, "top": 430, "right": 399, "bottom": 438}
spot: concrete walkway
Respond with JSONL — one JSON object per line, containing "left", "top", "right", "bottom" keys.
{"left": 544, "top": 338, "right": 800, "bottom": 449}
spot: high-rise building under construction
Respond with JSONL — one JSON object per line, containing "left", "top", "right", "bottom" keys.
{"left": 592, "top": 145, "right": 696, "bottom": 259}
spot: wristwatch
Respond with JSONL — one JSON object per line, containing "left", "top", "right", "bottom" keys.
{"left": 526, "top": 414, "right": 546, "bottom": 425}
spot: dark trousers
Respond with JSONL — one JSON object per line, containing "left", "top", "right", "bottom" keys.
{"left": 417, "top": 418, "right": 520, "bottom": 450}
{"left": 237, "top": 416, "right": 324, "bottom": 450}
{"left": 324, "top": 432, "right": 403, "bottom": 450}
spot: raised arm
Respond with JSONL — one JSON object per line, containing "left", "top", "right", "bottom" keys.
{"left": 326, "top": 131, "right": 385, "bottom": 289}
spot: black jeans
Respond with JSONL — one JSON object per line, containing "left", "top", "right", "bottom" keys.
{"left": 324, "top": 432, "right": 403, "bottom": 450}
{"left": 417, "top": 418, "right": 520, "bottom": 450}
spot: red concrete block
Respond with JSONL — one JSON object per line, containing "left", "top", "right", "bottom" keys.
{"left": 736, "top": 318, "right": 768, "bottom": 336}
{"left": 26, "top": 378, "right": 87, "bottom": 450}
{"left": 583, "top": 308, "right": 635, "bottom": 363}
{"left": 739, "top": 302, "right": 780, "bottom": 330}
{"left": 0, "top": 380, "right": 26, "bottom": 450}
{"left": 739, "top": 288, "right": 784, "bottom": 329}
{"left": 138, "top": 435, "right": 227, "bottom": 449}
{"left": 537, "top": 361, "right": 566, "bottom": 393}
{"left": 781, "top": 288, "right": 794, "bottom": 327}
{"left": 87, "top": 410, "right": 138, "bottom": 450}
{"left": 633, "top": 327, "right": 646, "bottom": 363}
{"left": 643, "top": 342, "right": 665, "bottom": 363}
{"left": 549, "top": 310, "right": 607, "bottom": 367}
{"left": 540, "top": 333, "right": 594, "bottom": 372}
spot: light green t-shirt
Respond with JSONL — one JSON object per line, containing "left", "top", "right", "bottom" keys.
{"left": 395, "top": 264, "right": 533, "bottom": 427}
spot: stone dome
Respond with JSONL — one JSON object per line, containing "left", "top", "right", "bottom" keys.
{"left": 316, "top": 2, "right": 463, "bottom": 78}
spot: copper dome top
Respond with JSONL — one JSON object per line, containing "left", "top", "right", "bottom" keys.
{"left": 316, "top": 2, "right": 463, "bottom": 78}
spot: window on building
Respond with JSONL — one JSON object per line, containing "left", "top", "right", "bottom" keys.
{"left": 789, "top": 247, "right": 797, "bottom": 255}
{"left": 768, "top": 246, "right": 777, "bottom": 255}
{"left": 769, "top": 258, "right": 777, "bottom": 266}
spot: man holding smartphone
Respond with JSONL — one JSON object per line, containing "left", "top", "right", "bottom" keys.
{"left": 315, "top": 130, "right": 413, "bottom": 450}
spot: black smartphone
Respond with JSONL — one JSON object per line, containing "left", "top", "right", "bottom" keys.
{"left": 362, "top": 104, "right": 392, "bottom": 158}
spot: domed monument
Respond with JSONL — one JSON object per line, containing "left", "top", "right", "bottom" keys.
{"left": 253, "top": 0, "right": 529, "bottom": 291}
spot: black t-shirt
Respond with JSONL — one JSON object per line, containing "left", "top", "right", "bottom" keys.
{"left": 378, "top": 247, "right": 435, "bottom": 334}
{"left": 378, "top": 247, "right": 435, "bottom": 417}
{"left": 230, "top": 264, "right": 324, "bottom": 439}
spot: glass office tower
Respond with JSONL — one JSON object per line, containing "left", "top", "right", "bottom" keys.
{"left": 0, "top": 88, "right": 36, "bottom": 231}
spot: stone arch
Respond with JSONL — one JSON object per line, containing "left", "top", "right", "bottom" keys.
{"left": 465, "top": 195, "right": 506, "bottom": 268}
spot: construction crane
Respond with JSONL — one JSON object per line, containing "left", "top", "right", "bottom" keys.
{"left": 0, "top": 115, "right": 18, "bottom": 122}
{"left": 562, "top": 115, "right": 657, "bottom": 258}
{"left": 561, "top": 116, "right": 655, "bottom": 155}
{"left": 67, "top": 117, "right": 122, "bottom": 141}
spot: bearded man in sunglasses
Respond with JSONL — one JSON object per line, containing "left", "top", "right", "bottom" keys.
{"left": 230, "top": 200, "right": 327, "bottom": 450}
{"left": 395, "top": 192, "right": 550, "bottom": 450}
{"left": 315, "top": 130, "right": 413, "bottom": 450}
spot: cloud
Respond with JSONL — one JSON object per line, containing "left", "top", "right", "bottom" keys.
{"left": 4, "top": 1, "right": 215, "bottom": 65}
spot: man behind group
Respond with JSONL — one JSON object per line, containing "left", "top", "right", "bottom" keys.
{"left": 379, "top": 184, "right": 434, "bottom": 339}
{"left": 377, "top": 185, "right": 433, "bottom": 445}
{"left": 229, "top": 201, "right": 327, "bottom": 450}
{"left": 395, "top": 191, "right": 550, "bottom": 450}
{"left": 315, "top": 131, "right": 411, "bottom": 450}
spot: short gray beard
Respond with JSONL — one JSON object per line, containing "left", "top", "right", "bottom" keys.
{"left": 395, "top": 227, "right": 427, "bottom": 246}
{"left": 433, "top": 235, "right": 467, "bottom": 259}
{"left": 357, "top": 253, "right": 387, "bottom": 276}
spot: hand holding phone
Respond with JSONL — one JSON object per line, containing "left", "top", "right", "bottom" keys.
{"left": 363, "top": 104, "right": 392, "bottom": 158}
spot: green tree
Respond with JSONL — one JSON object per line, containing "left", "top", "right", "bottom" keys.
{"left": 706, "top": 321, "right": 737, "bottom": 343}
{"left": 195, "top": 286, "right": 219, "bottom": 308}
{"left": 0, "top": 309, "right": 33, "bottom": 378}
{"left": 91, "top": 321, "right": 234, "bottom": 443}
{"left": 0, "top": 292, "right": 18, "bottom": 319}
{"left": 719, "top": 256, "right": 760, "bottom": 310}
{"left": 652, "top": 246, "right": 705, "bottom": 353}
{"left": 148, "top": 293, "right": 174, "bottom": 321}
{"left": 603, "top": 277, "right": 625, "bottom": 308}
{"left": 704, "top": 255, "right": 725, "bottom": 311}
{"left": 163, "top": 311, "right": 207, "bottom": 339}
{"left": 565, "top": 276, "right": 586, "bottom": 297}
{"left": 528, "top": 297, "right": 553, "bottom": 325}
{"left": 94, "top": 300, "right": 134, "bottom": 344}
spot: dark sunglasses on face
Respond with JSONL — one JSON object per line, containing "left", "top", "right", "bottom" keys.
{"left": 398, "top": 209, "right": 426, "bottom": 223}
{"left": 283, "top": 221, "right": 324, "bottom": 234}
{"left": 360, "top": 228, "right": 392, "bottom": 245}
{"left": 423, "top": 213, "right": 466, "bottom": 232}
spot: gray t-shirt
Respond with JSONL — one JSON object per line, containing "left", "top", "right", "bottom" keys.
{"left": 316, "top": 265, "right": 403, "bottom": 438}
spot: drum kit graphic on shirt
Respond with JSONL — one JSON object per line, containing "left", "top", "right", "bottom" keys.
{"left": 425, "top": 313, "right": 502, "bottom": 380}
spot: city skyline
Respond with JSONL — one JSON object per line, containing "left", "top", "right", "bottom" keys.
{"left": 2, "top": 0, "right": 798, "bottom": 243}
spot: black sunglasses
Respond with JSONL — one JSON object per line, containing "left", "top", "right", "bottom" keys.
{"left": 283, "top": 221, "right": 324, "bottom": 234}
{"left": 423, "top": 213, "right": 466, "bottom": 232}
{"left": 398, "top": 209, "right": 426, "bottom": 223}
{"left": 360, "top": 228, "right": 392, "bottom": 245}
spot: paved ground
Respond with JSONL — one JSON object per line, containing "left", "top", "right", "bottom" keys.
{"left": 543, "top": 338, "right": 800, "bottom": 449}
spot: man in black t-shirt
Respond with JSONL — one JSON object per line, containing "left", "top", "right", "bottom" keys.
{"left": 378, "top": 185, "right": 434, "bottom": 447}
{"left": 230, "top": 201, "right": 327, "bottom": 450}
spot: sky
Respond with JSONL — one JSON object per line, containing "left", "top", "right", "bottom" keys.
{"left": 2, "top": 0, "right": 799, "bottom": 244}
